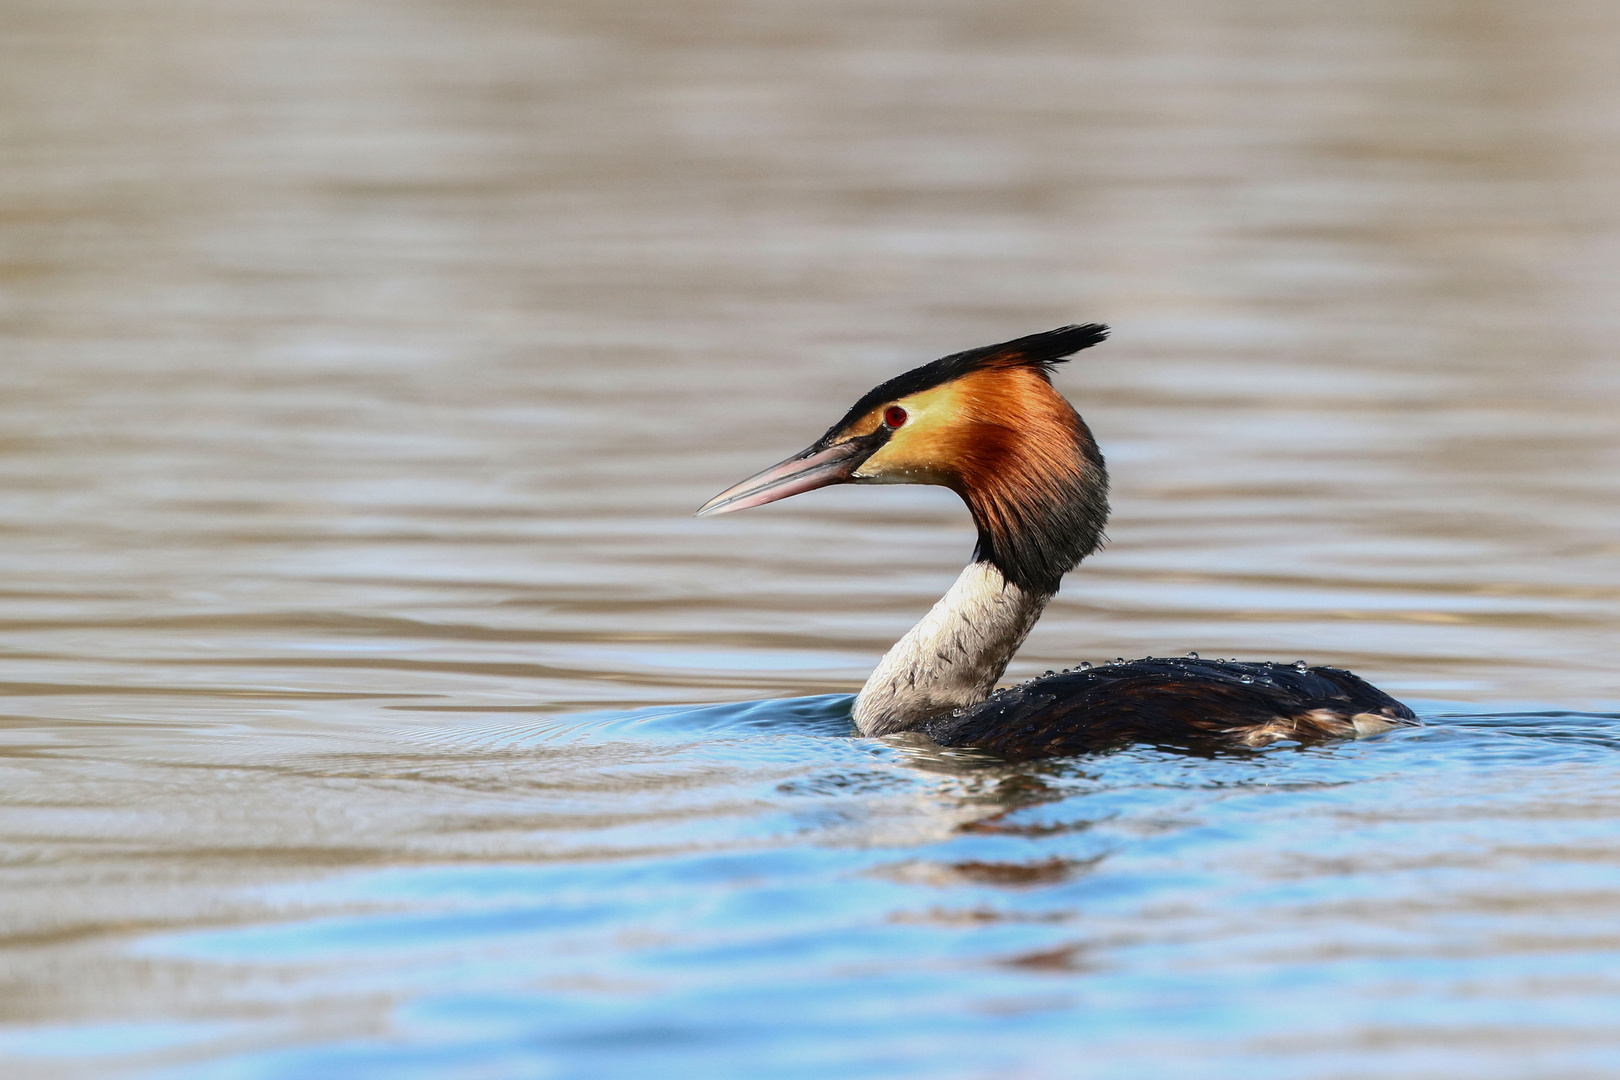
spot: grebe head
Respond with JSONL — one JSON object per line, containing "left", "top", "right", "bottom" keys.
{"left": 697, "top": 325, "right": 1111, "bottom": 594}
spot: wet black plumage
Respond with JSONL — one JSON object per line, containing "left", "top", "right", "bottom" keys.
{"left": 921, "top": 658, "right": 1419, "bottom": 758}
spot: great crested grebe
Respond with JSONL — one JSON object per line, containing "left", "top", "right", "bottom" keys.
{"left": 698, "top": 326, "right": 1417, "bottom": 758}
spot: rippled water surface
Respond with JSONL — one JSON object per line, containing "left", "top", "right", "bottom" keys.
{"left": 4, "top": 0, "right": 1620, "bottom": 1076}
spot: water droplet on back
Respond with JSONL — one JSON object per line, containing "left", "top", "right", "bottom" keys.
{"left": 1044, "top": 670, "right": 1055, "bottom": 677}
{"left": 1294, "top": 660, "right": 1309, "bottom": 672}
{"left": 1079, "top": 661, "right": 1092, "bottom": 671}
{"left": 1115, "top": 658, "right": 1126, "bottom": 665}
{"left": 1186, "top": 651, "right": 1199, "bottom": 660}
{"left": 1240, "top": 674, "right": 1254, "bottom": 684}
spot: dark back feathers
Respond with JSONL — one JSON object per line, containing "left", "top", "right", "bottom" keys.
{"left": 921, "top": 658, "right": 1419, "bottom": 759}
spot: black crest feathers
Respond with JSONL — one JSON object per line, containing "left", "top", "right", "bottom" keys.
{"left": 820, "top": 324, "right": 1109, "bottom": 444}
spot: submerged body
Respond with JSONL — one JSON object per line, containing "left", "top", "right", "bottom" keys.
{"left": 700, "top": 325, "right": 1418, "bottom": 756}
{"left": 856, "top": 560, "right": 1415, "bottom": 757}
{"left": 929, "top": 656, "right": 1413, "bottom": 758}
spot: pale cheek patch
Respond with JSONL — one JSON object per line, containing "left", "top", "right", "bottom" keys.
{"left": 851, "top": 389, "right": 969, "bottom": 484}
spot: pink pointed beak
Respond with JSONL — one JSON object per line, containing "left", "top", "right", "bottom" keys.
{"left": 696, "top": 437, "right": 878, "bottom": 517}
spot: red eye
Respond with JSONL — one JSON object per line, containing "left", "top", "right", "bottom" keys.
{"left": 884, "top": 405, "right": 908, "bottom": 428}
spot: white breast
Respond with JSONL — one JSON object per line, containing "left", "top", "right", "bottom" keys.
{"left": 852, "top": 561, "right": 1048, "bottom": 737}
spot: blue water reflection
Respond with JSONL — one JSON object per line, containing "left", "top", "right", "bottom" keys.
{"left": 9, "top": 702, "right": 1576, "bottom": 1078}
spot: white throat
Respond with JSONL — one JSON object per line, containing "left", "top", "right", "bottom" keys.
{"left": 853, "top": 561, "right": 1050, "bottom": 736}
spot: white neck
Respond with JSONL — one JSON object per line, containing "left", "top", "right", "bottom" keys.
{"left": 852, "top": 561, "right": 1050, "bottom": 736}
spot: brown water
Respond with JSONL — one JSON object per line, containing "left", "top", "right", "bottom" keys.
{"left": 3, "top": 1, "right": 1620, "bottom": 1077}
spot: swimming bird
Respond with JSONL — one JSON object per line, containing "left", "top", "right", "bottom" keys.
{"left": 697, "top": 326, "right": 1417, "bottom": 758}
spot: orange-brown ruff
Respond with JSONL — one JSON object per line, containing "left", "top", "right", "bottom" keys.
{"left": 698, "top": 326, "right": 1418, "bottom": 758}
{"left": 892, "top": 365, "right": 1106, "bottom": 596}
